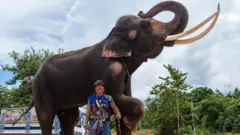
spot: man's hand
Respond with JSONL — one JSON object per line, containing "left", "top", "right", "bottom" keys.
{"left": 110, "top": 98, "right": 122, "bottom": 120}
{"left": 115, "top": 112, "right": 122, "bottom": 120}
{"left": 84, "top": 124, "right": 89, "bottom": 133}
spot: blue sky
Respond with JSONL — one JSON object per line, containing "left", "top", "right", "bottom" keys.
{"left": 0, "top": 71, "right": 13, "bottom": 85}
{"left": 0, "top": 0, "right": 239, "bottom": 100}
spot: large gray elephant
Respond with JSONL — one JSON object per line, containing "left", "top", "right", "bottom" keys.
{"left": 13, "top": 1, "right": 220, "bottom": 135}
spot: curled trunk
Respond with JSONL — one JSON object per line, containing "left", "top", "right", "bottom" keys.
{"left": 138, "top": 1, "right": 189, "bottom": 35}
{"left": 138, "top": 1, "right": 221, "bottom": 45}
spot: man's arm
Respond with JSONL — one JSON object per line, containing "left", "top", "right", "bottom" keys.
{"left": 110, "top": 99, "right": 120, "bottom": 115}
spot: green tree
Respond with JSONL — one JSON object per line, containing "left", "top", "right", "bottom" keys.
{"left": 0, "top": 85, "right": 10, "bottom": 110}
{"left": 215, "top": 97, "right": 240, "bottom": 133}
{"left": 227, "top": 87, "right": 240, "bottom": 99}
{"left": 197, "top": 94, "right": 227, "bottom": 133}
{"left": 233, "top": 87, "right": 240, "bottom": 98}
{"left": 1, "top": 47, "right": 63, "bottom": 107}
{"left": 143, "top": 64, "right": 192, "bottom": 135}
{"left": 189, "top": 87, "right": 214, "bottom": 103}
{"left": 141, "top": 64, "right": 240, "bottom": 134}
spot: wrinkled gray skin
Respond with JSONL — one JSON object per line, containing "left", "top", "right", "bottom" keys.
{"left": 13, "top": 1, "right": 189, "bottom": 135}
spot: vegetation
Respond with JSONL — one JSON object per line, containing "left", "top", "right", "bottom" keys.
{"left": 0, "top": 85, "right": 10, "bottom": 110}
{"left": 142, "top": 64, "right": 240, "bottom": 135}
{"left": 0, "top": 47, "right": 240, "bottom": 135}
{"left": 0, "top": 47, "right": 63, "bottom": 107}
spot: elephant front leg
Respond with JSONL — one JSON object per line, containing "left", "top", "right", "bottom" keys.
{"left": 114, "top": 95, "right": 144, "bottom": 134}
{"left": 104, "top": 71, "right": 144, "bottom": 134}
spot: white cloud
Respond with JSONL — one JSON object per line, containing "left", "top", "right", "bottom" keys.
{"left": 219, "top": 13, "right": 240, "bottom": 23}
{"left": 0, "top": 0, "right": 240, "bottom": 101}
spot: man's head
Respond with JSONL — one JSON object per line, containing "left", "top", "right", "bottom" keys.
{"left": 94, "top": 80, "right": 105, "bottom": 95}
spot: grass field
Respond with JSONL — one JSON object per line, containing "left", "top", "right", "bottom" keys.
{"left": 111, "top": 129, "right": 240, "bottom": 135}
{"left": 111, "top": 129, "right": 155, "bottom": 135}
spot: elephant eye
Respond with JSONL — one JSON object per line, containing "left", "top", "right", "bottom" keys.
{"left": 113, "top": 27, "right": 128, "bottom": 37}
{"left": 140, "top": 20, "right": 151, "bottom": 30}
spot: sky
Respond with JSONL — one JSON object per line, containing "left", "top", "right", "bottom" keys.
{"left": 0, "top": 0, "right": 239, "bottom": 101}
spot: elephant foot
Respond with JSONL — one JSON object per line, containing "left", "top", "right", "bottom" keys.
{"left": 114, "top": 95, "right": 144, "bottom": 134}
{"left": 123, "top": 116, "right": 140, "bottom": 130}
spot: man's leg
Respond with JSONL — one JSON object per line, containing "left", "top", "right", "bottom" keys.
{"left": 102, "top": 121, "right": 111, "bottom": 135}
{"left": 89, "top": 120, "right": 98, "bottom": 135}
{"left": 59, "top": 123, "right": 63, "bottom": 135}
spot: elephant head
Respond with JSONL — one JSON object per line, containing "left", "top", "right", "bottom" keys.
{"left": 102, "top": 1, "right": 220, "bottom": 62}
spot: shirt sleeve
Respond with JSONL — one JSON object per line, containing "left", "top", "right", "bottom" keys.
{"left": 105, "top": 95, "right": 112, "bottom": 102}
{"left": 87, "top": 96, "right": 91, "bottom": 104}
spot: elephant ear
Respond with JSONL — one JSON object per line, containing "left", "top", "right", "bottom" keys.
{"left": 102, "top": 27, "right": 137, "bottom": 58}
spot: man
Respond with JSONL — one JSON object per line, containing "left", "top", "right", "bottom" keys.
{"left": 84, "top": 80, "right": 121, "bottom": 135}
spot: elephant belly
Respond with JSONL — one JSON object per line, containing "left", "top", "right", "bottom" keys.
{"left": 41, "top": 57, "right": 113, "bottom": 108}
{"left": 53, "top": 85, "right": 94, "bottom": 108}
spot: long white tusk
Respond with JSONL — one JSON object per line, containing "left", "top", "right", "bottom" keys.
{"left": 174, "top": 4, "right": 220, "bottom": 44}
{"left": 165, "top": 3, "right": 220, "bottom": 44}
{"left": 165, "top": 10, "right": 218, "bottom": 41}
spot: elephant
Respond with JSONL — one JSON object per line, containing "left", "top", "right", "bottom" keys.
{"left": 12, "top": 1, "right": 220, "bottom": 135}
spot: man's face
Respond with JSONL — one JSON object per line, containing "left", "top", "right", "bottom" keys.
{"left": 95, "top": 84, "right": 105, "bottom": 94}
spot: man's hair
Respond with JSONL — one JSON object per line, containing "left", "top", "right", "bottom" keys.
{"left": 93, "top": 80, "right": 105, "bottom": 87}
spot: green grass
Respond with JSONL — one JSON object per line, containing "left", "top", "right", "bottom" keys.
{"left": 132, "top": 129, "right": 154, "bottom": 134}
{"left": 111, "top": 129, "right": 155, "bottom": 135}
{"left": 111, "top": 129, "right": 240, "bottom": 135}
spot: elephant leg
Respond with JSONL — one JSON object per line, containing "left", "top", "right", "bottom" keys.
{"left": 58, "top": 107, "right": 79, "bottom": 135}
{"left": 104, "top": 76, "right": 144, "bottom": 135}
{"left": 115, "top": 95, "right": 144, "bottom": 134}
{"left": 115, "top": 118, "right": 133, "bottom": 135}
{"left": 115, "top": 78, "right": 135, "bottom": 134}
{"left": 123, "top": 77, "right": 132, "bottom": 97}
{"left": 33, "top": 78, "right": 56, "bottom": 135}
{"left": 35, "top": 106, "right": 55, "bottom": 135}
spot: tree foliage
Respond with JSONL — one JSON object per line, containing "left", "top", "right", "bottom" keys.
{"left": 189, "top": 87, "right": 214, "bottom": 103}
{"left": 227, "top": 87, "right": 240, "bottom": 99}
{"left": 142, "top": 65, "right": 240, "bottom": 135}
{"left": 142, "top": 64, "right": 192, "bottom": 135}
{"left": 1, "top": 47, "right": 63, "bottom": 107}
{"left": 0, "top": 85, "right": 10, "bottom": 110}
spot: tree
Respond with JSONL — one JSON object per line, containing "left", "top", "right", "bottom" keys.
{"left": 189, "top": 87, "right": 214, "bottom": 103}
{"left": 143, "top": 64, "right": 192, "bottom": 135}
{"left": 1, "top": 47, "right": 63, "bottom": 107}
{"left": 141, "top": 64, "right": 240, "bottom": 134}
{"left": 216, "top": 98, "right": 240, "bottom": 132}
{"left": 0, "top": 85, "right": 10, "bottom": 110}
{"left": 233, "top": 87, "right": 240, "bottom": 98}
{"left": 227, "top": 87, "right": 240, "bottom": 99}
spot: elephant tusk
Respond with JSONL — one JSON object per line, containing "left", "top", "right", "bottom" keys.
{"left": 165, "top": 8, "right": 219, "bottom": 41}
{"left": 174, "top": 5, "right": 220, "bottom": 44}
{"left": 165, "top": 3, "right": 220, "bottom": 44}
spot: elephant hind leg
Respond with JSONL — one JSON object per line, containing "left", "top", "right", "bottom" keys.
{"left": 35, "top": 108, "right": 55, "bottom": 135}
{"left": 33, "top": 76, "right": 57, "bottom": 135}
{"left": 58, "top": 107, "right": 79, "bottom": 135}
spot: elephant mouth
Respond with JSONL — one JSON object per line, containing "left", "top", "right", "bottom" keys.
{"left": 155, "top": 39, "right": 166, "bottom": 44}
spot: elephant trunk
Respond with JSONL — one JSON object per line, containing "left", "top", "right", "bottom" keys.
{"left": 138, "top": 1, "right": 221, "bottom": 45}
{"left": 138, "top": 1, "right": 188, "bottom": 35}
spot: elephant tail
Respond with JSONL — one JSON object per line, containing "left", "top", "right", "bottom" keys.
{"left": 12, "top": 100, "right": 34, "bottom": 125}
